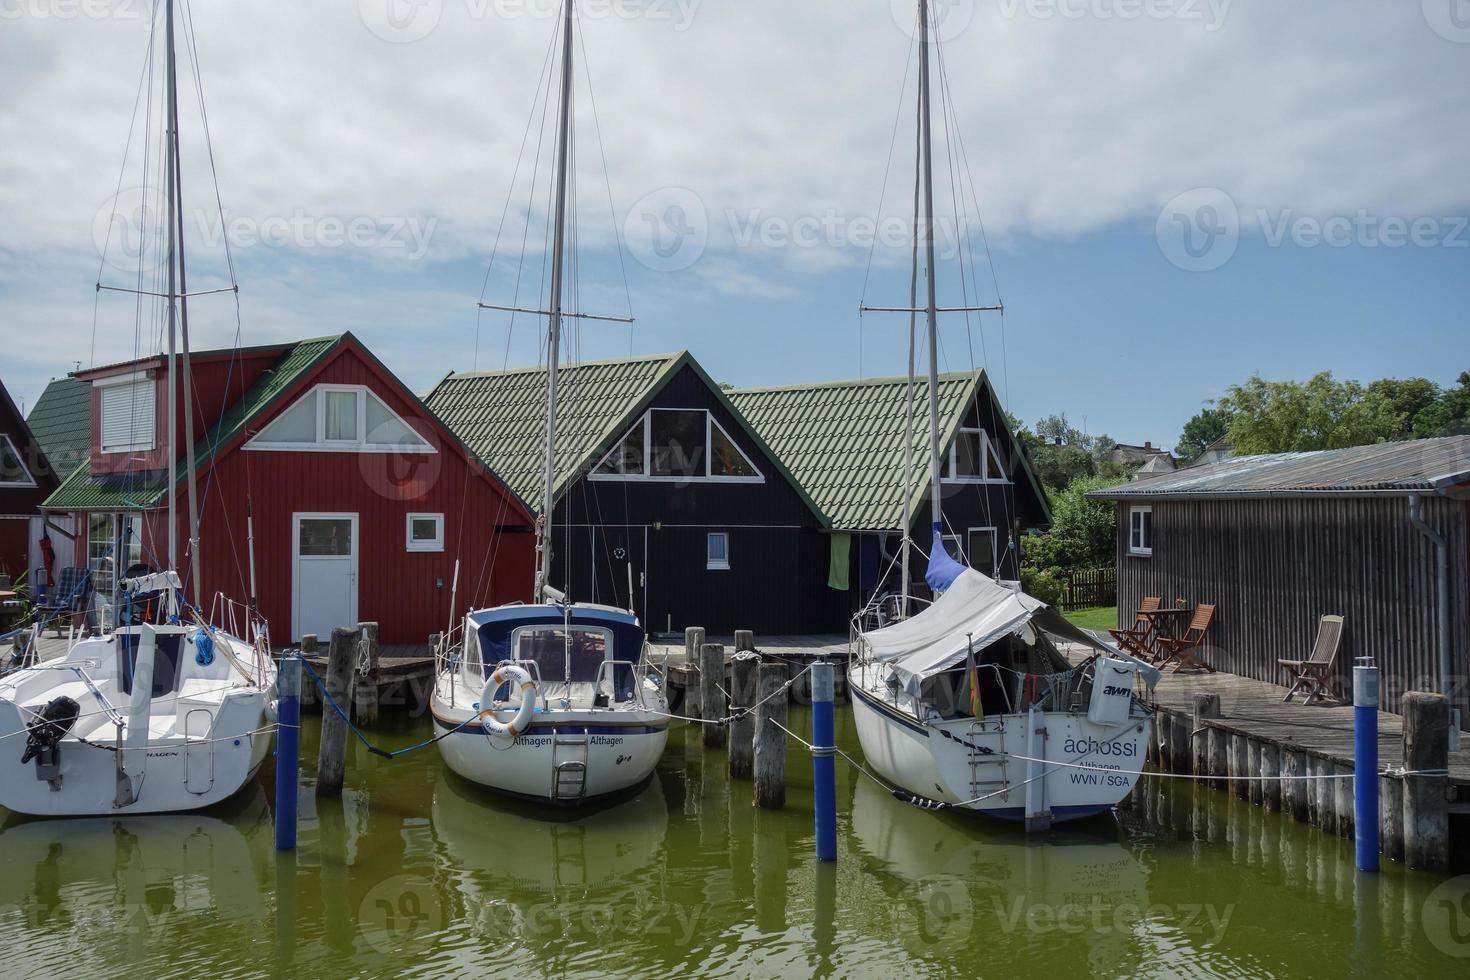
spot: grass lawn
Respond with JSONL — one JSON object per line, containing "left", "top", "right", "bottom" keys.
{"left": 1062, "top": 606, "right": 1117, "bottom": 632}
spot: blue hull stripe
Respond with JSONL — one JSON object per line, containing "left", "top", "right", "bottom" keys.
{"left": 850, "top": 681, "right": 930, "bottom": 737}
{"left": 432, "top": 711, "right": 667, "bottom": 737}
{"left": 974, "top": 803, "right": 1114, "bottom": 822}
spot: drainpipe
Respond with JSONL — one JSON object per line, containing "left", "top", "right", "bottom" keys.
{"left": 1408, "top": 494, "right": 1458, "bottom": 745}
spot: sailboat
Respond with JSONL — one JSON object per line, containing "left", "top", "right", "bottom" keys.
{"left": 0, "top": 0, "right": 276, "bottom": 816}
{"left": 847, "top": 1, "right": 1156, "bottom": 828}
{"left": 430, "top": 0, "right": 669, "bottom": 805}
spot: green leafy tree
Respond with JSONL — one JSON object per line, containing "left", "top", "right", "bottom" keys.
{"left": 1218, "top": 372, "right": 1405, "bottom": 454}
{"left": 1175, "top": 407, "right": 1232, "bottom": 463}
{"left": 1412, "top": 371, "right": 1470, "bottom": 438}
{"left": 1367, "top": 377, "right": 1442, "bottom": 438}
{"left": 1023, "top": 473, "right": 1117, "bottom": 572}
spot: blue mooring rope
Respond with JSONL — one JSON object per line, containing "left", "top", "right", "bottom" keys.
{"left": 294, "top": 655, "right": 478, "bottom": 759}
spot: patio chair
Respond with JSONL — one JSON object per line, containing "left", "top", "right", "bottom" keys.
{"left": 37, "top": 567, "right": 92, "bottom": 637}
{"left": 1108, "top": 596, "right": 1162, "bottom": 658}
{"left": 1155, "top": 603, "right": 1217, "bottom": 673}
{"left": 1278, "top": 615, "right": 1345, "bottom": 704}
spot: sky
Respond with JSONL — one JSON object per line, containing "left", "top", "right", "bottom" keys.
{"left": 1, "top": 0, "right": 1467, "bottom": 450}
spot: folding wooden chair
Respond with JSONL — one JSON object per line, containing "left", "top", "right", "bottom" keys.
{"left": 1278, "top": 615, "right": 1344, "bottom": 704}
{"left": 1108, "top": 596, "right": 1162, "bottom": 658}
{"left": 1156, "top": 604, "right": 1217, "bottom": 673}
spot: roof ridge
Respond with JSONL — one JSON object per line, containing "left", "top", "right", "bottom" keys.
{"left": 731, "top": 369, "right": 983, "bottom": 395}
{"left": 443, "top": 351, "right": 684, "bottom": 381}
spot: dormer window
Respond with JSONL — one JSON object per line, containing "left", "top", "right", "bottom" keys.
{"left": 246, "top": 384, "right": 435, "bottom": 453}
{"left": 98, "top": 374, "right": 156, "bottom": 454}
{"left": 592, "top": 409, "right": 762, "bottom": 483}
{"left": 0, "top": 434, "right": 35, "bottom": 487}
{"left": 944, "top": 427, "right": 1007, "bottom": 484}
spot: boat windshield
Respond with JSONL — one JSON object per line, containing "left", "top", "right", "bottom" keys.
{"left": 513, "top": 626, "right": 611, "bottom": 683}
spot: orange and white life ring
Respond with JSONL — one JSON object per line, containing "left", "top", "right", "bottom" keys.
{"left": 479, "top": 664, "right": 538, "bottom": 738}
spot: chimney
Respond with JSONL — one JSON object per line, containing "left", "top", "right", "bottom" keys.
{"left": 1144, "top": 440, "right": 1153, "bottom": 452}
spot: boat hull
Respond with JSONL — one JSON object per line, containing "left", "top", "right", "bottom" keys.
{"left": 849, "top": 667, "right": 1150, "bottom": 822}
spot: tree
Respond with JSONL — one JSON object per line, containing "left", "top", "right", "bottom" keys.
{"left": 1175, "top": 407, "right": 1232, "bottom": 463}
{"left": 1412, "top": 371, "right": 1470, "bottom": 438}
{"left": 1023, "top": 473, "right": 1117, "bottom": 572}
{"left": 1218, "top": 372, "right": 1405, "bottom": 454}
{"left": 1367, "top": 377, "right": 1442, "bottom": 438}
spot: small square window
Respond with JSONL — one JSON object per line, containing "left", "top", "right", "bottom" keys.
{"left": 706, "top": 532, "right": 730, "bottom": 570}
{"left": 1129, "top": 506, "right": 1153, "bottom": 557}
{"left": 407, "top": 513, "right": 444, "bottom": 553}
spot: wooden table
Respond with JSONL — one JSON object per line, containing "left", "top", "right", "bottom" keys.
{"left": 1137, "top": 607, "right": 1192, "bottom": 656}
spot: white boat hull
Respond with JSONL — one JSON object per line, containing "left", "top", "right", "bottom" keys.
{"left": 849, "top": 666, "right": 1150, "bottom": 822}
{"left": 0, "top": 629, "right": 275, "bottom": 817}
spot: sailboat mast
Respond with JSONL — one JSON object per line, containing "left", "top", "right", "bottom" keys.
{"left": 900, "top": 78, "right": 922, "bottom": 613}
{"left": 164, "top": 0, "right": 179, "bottom": 576}
{"left": 166, "top": 0, "right": 203, "bottom": 608}
{"left": 535, "top": 0, "right": 576, "bottom": 603}
{"left": 918, "top": 0, "right": 944, "bottom": 531}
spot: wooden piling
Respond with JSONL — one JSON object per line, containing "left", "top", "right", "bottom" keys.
{"left": 1191, "top": 694, "right": 1219, "bottom": 778}
{"left": 685, "top": 626, "right": 705, "bottom": 668}
{"left": 1230, "top": 733, "right": 1249, "bottom": 801}
{"left": 299, "top": 634, "right": 318, "bottom": 707}
{"left": 316, "top": 626, "right": 357, "bottom": 797}
{"left": 735, "top": 630, "right": 755, "bottom": 653}
{"left": 1282, "top": 748, "right": 1308, "bottom": 823}
{"left": 1380, "top": 773, "right": 1404, "bottom": 863}
{"left": 1401, "top": 691, "right": 1450, "bottom": 872}
{"left": 1207, "top": 726, "right": 1227, "bottom": 792}
{"left": 1260, "top": 741, "right": 1281, "bottom": 812}
{"left": 729, "top": 653, "right": 760, "bottom": 779}
{"left": 355, "top": 622, "right": 381, "bottom": 727}
{"left": 701, "top": 642, "right": 727, "bottom": 749}
{"left": 1247, "top": 739, "right": 1263, "bottom": 806}
{"left": 1312, "top": 756, "right": 1333, "bottom": 833}
{"left": 754, "top": 662, "right": 789, "bottom": 809}
{"left": 1334, "top": 761, "right": 1354, "bottom": 839}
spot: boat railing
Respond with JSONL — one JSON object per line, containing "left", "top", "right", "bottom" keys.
{"left": 594, "top": 659, "right": 645, "bottom": 710}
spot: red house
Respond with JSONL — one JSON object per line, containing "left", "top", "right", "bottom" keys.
{"left": 39, "top": 333, "right": 535, "bottom": 645}
{"left": 0, "top": 376, "right": 62, "bottom": 585}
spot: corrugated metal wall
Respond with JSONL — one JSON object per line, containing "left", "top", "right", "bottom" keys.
{"left": 1114, "top": 495, "right": 1469, "bottom": 718}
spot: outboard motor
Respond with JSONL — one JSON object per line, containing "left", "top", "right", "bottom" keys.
{"left": 22, "top": 696, "right": 80, "bottom": 764}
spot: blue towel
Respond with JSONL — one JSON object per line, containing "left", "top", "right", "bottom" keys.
{"left": 924, "top": 522, "right": 968, "bottom": 593}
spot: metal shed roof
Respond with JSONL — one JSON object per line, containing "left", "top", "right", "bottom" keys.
{"left": 1089, "top": 436, "right": 1470, "bottom": 500}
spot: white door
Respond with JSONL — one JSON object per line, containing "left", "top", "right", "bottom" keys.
{"left": 292, "top": 513, "right": 358, "bottom": 641}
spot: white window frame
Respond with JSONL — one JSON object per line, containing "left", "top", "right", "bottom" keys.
{"left": 96, "top": 371, "right": 156, "bottom": 455}
{"left": 1129, "top": 505, "right": 1153, "bottom": 557}
{"left": 967, "top": 526, "right": 999, "bottom": 576}
{"left": 944, "top": 426, "right": 1008, "bottom": 484}
{"left": 0, "top": 434, "right": 36, "bottom": 487}
{"left": 406, "top": 513, "right": 445, "bottom": 553}
{"left": 706, "top": 531, "right": 730, "bottom": 570}
{"left": 941, "top": 533, "right": 967, "bottom": 565}
{"left": 590, "top": 408, "right": 765, "bottom": 484}
{"left": 245, "top": 383, "right": 436, "bottom": 454}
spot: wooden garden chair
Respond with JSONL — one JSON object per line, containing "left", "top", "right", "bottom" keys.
{"left": 1278, "top": 615, "right": 1344, "bottom": 704}
{"left": 1108, "top": 596, "right": 1162, "bottom": 658}
{"left": 1155, "top": 604, "right": 1217, "bottom": 673}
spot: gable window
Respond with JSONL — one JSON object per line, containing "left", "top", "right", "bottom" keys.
{"left": 98, "top": 375, "right": 155, "bottom": 454}
{"left": 1129, "top": 506, "right": 1153, "bottom": 557}
{"left": 592, "top": 408, "right": 763, "bottom": 483}
{"left": 945, "top": 427, "right": 1007, "bottom": 483}
{"left": 406, "top": 513, "right": 444, "bottom": 553}
{"left": 707, "top": 532, "right": 730, "bottom": 570}
{"left": 247, "top": 384, "right": 435, "bottom": 454}
{"left": 0, "top": 434, "right": 35, "bottom": 487}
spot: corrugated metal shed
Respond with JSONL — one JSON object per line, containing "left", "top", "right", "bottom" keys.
{"left": 730, "top": 370, "right": 1050, "bottom": 532}
{"left": 1090, "top": 436, "right": 1470, "bottom": 500}
{"left": 25, "top": 377, "right": 91, "bottom": 481}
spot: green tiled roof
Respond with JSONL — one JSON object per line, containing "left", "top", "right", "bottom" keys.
{"left": 26, "top": 377, "right": 91, "bottom": 481}
{"left": 730, "top": 370, "right": 1049, "bottom": 531}
{"left": 425, "top": 352, "right": 829, "bottom": 525}
{"left": 44, "top": 336, "right": 343, "bottom": 512}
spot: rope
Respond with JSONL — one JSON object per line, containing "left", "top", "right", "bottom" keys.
{"left": 648, "top": 665, "right": 813, "bottom": 727}
{"left": 297, "top": 656, "right": 477, "bottom": 759}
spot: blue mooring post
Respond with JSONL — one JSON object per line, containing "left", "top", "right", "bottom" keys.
{"left": 811, "top": 661, "right": 837, "bottom": 862}
{"left": 276, "top": 654, "right": 302, "bottom": 851}
{"left": 1353, "top": 662, "right": 1379, "bottom": 872}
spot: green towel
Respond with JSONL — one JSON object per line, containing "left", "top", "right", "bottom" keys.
{"left": 828, "top": 533, "right": 851, "bottom": 591}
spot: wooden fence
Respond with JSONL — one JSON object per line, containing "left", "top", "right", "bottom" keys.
{"left": 1062, "top": 566, "right": 1117, "bottom": 611}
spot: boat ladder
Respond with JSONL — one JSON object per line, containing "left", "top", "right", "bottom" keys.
{"left": 551, "top": 730, "right": 589, "bottom": 802}
{"left": 966, "top": 721, "right": 1009, "bottom": 799}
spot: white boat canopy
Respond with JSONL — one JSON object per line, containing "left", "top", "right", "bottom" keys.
{"left": 859, "top": 570, "right": 1159, "bottom": 689}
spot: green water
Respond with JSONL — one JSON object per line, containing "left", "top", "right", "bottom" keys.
{"left": 1, "top": 709, "right": 1466, "bottom": 978}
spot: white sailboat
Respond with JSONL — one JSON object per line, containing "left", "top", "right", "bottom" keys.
{"left": 848, "top": 1, "right": 1156, "bottom": 829}
{"left": 0, "top": 0, "right": 276, "bottom": 816}
{"left": 431, "top": 0, "right": 669, "bottom": 805}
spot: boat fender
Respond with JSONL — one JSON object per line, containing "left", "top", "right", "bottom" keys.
{"left": 21, "top": 696, "right": 81, "bottom": 764}
{"left": 478, "top": 664, "right": 537, "bottom": 739}
{"left": 194, "top": 630, "right": 215, "bottom": 667}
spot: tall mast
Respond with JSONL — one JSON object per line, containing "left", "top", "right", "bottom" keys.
{"left": 900, "top": 78, "right": 922, "bottom": 613}
{"left": 164, "top": 0, "right": 179, "bottom": 576}
{"left": 535, "top": 0, "right": 576, "bottom": 603}
{"left": 166, "top": 0, "right": 203, "bottom": 606}
{"left": 918, "top": 0, "right": 944, "bottom": 532}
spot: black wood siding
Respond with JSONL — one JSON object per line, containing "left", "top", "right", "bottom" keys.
{"left": 1113, "top": 496, "right": 1470, "bottom": 720}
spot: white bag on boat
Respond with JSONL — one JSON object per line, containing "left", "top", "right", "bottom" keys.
{"left": 1087, "top": 658, "right": 1137, "bottom": 728}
